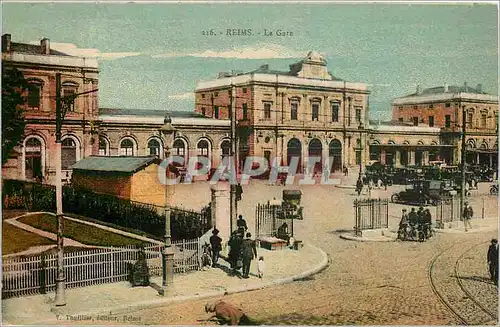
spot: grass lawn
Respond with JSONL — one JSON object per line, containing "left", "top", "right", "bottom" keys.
{"left": 18, "top": 214, "right": 147, "bottom": 247}
{"left": 2, "top": 222, "right": 55, "bottom": 255}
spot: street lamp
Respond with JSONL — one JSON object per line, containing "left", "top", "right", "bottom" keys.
{"left": 159, "top": 114, "right": 176, "bottom": 293}
{"left": 358, "top": 122, "right": 364, "bottom": 179}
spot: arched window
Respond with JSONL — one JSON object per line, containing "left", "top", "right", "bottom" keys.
{"left": 98, "top": 137, "right": 109, "bottom": 156}
{"left": 120, "top": 138, "right": 135, "bottom": 156}
{"left": 25, "top": 137, "right": 43, "bottom": 180}
{"left": 61, "top": 138, "right": 77, "bottom": 170}
{"left": 331, "top": 101, "right": 340, "bottom": 122}
{"left": 197, "top": 139, "right": 210, "bottom": 157}
{"left": 173, "top": 139, "right": 187, "bottom": 164}
{"left": 220, "top": 140, "right": 231, "bottom": 160}
{"left": 62, "top": 81, "right": 79, "bottom": 112}
{"left": 148, "top": 138, "right": 161, "bottom": 156}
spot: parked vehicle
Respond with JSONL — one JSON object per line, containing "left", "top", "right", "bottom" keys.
{"left": 391, "top": 179, "right": 457, "bottom": 205}
{"left": 490, "top": 183, "right": 499, "bottom": 195}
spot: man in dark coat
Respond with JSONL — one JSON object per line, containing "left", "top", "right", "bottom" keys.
{"left": 209, "top": 228, "right": 222, "bottom": 267}
{"left": 241, "top": 232, "right": 257, "bottom": 279}
{"left": 228, "top": 231, "right": 243, "bottom": 271}
{"left": 237, "top": 215, "right": 248, "bottom": 234}
{"left": 487, "top": 239, "right": 498, "bottom": 285}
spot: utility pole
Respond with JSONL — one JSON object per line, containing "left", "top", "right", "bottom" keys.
{"left": 460, "top": 105, "right": 467, "bottom": 221}
{"left": 54, "top": 72, "right": 66, "bottom": 306}
{"left": 54, "top": 73, "right": 98, "bottom": 306}
{"left": 229, "top": 83, "right": 238, "bottom": 233}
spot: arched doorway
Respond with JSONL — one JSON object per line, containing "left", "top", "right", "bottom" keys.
{"left": 308, "top": 138, "right": 323, "bottom": 174}
{"left": 25, "top": 137, "right": 43, "bottom": 181}
{"left": 220, "top": 140, "right": 231, "bottom": 160}
{"left": 287, "top": 138, "right": 302, "bottom": 172}
{"left": 329, "top": 139, "right": 342, "bottom": 172}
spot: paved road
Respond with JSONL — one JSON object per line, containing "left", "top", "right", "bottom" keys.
{"left": 105, "top": 181, "right": 498, "bottom": 325}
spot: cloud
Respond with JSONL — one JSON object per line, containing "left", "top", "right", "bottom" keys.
{"left": 152, "top": 44, "right": 304, "bottom": 59}
{"left": 168, "top": 92, "right": 194, "bottom": 100}
{"left": 28, "top": 41, "right": 142, "bottom": 60}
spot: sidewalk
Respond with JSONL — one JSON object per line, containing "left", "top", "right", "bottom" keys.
{"left": 339, "top": 217, "right": 498, "bottom": 242}
{"left": 2, "top": 242, "right": 328, "bottom": 325}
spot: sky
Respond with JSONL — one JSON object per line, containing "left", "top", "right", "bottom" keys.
{"left": 2, "top": 2, "right": 498, "bottom": 121}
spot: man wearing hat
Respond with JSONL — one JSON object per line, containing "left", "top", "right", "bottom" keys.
{"left": 463, "top": 202, "right": 473, "bottom": 232}
{"left": 209, "top": 228, "right": 222, "bottom": 267}
{"left": 487, "top": 239, "right": 498, "bottom": 285}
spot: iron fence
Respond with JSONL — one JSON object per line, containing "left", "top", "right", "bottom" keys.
{"left": 2, "top": 239, "right": 201, "bottom": 299}
{"left": 255, "top": 202, "right": 294, "bottom": 239}
{"left": 353, "top": 198, "right": 389, "bottom": 236}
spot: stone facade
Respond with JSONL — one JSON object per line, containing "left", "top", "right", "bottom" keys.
{"left": 1, "top": 34, "right": 99, "bottom": 184}
{"left": 392, "top": 84, "right": 498, "bottom": 167}
{"left": 195, "top": 52, "right": 371, "bottom": 173}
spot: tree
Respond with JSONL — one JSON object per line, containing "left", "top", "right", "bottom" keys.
{"left": 2, "top": 65, "right": 27, "bottom": 164}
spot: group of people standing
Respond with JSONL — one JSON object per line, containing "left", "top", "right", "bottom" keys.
{"left": 397, "top": 206, "right": 433, "bottom": 242}
{"left": 208, "top": 215, "right": 261, "bottom": 279}
{"left": 356, "top": 174, "right": 389, "bottom": 196}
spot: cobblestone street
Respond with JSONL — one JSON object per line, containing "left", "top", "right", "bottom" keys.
{"left": 114, "top": 181, "right": 498, "bottom": 325}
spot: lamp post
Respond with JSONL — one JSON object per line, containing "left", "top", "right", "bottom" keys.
{"left": 159, "top": 115, "right": 176, "bottom": 292}
{"left": 358, "top": 122, "right": 364, "bottom": 179}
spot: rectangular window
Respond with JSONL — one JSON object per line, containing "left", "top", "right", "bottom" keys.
{"left": 467, "top": 112, "right": 473, "bottom": 128}
{"left": 201, "top": 107, "right": 206, "bottom": 116}
{"left": 413, "top": 117, "right": 419, "bottom": 126}
{"left": 445, "top": 115, "right": 451, "bottom": 128}
{"left": 429, "top": 104, "right": 433, "bottom": 109}
{"left": 312, "top": 103, "right": 319, "bottom": 121}
{"left": 291, "top": 102, "right": 298, "bottom": 120}
{"left": 445, "top": 103, "right": 451, "bottom": 108}
{"left": 428, "top": 116, "right": 434, "bottom": 127}
{"left": 242, "top": 103, "right": 248, "bottom": 120}
{"left": 214, "top": 106, "right": 219, "bottom": 119}
{"left": 264, "top": 102, "right": 271, "bottom": 119}
{"left": 63, "top": 89, "right": 76, "bottom": 111}
{"left": 413, "top": 105, "right": 418, "bottom": 109}
{"left": 242, "top": 88, "right": 247, "bottom": 93}
{"left": 355, "top": 107, "right": 362, "bottom": 123}
{"left": 481, "top": 113, "right": 487, "bottom": 128}
{"left": 27, "top": 84, "right": 41, "bottom": 109}
{"left": 331, "top": 102, "right": 339, "bottom": 122}
{"left": 398, "top": 117, "right": 403, "bottom": 122}
{"left": 214, "top": 92, "right": 218, "bottom": 97}
{"left": 202, "top": 94, "right": 205, "bottom": 99}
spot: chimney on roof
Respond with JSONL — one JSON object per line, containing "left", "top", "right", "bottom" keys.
{"left": 444, "top": 83, "right": 449, "bottom": 92}
{"left": 416, "top": 84, "right": 421, "bottom": 95}
{"left": 476, "top": 84, "right": 482, "bottom": 93}
{"left": 40, "top": 38, "right": 50, "bottom": 55}
{"left": 2, "top": 34, "right": 11, "bottom": 52}
{"left": 463, "top": 82, "right": 468, "bottom": 92}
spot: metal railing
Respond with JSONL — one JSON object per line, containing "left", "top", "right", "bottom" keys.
{"left": 353, "top": 198, "right": 389, "bottom": 236}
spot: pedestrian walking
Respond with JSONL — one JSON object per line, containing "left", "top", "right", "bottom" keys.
{"left": 228, "top": 231, "right": 243, "bottom": 271}
{"left": 463, "top": 201, "right": 473, "bottom": 232}
{"left": 487, "top": 239, "right": 498, "bottom": 286}
{"left": 257, "top": 256, "right": 265, "bottom": 279}
{"left": 237, "top": 215, "right": 248, "bottom": 234}
{"left": 209, "top": 228, "right": 222, "bottom": 267}
{"left": 377, "top": 177, "right": 383, "bottom": 189}
{"left": 356, "top": 178, "right": 363, "bottom": 196}
{"left": 241, "top": 232, "right": 257, "bottom": 279}
{"left": 423, "top": 208, "right": 432, "bottom": 239}
{"left": 343, "top": 165, "right": 348, "bottom": 176}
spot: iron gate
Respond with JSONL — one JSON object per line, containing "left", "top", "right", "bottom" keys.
{"left": 435, "top": 196, "right": 462, "bottom": 228}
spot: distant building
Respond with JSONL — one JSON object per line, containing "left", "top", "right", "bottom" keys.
{"left": 392, "top": 83, "right": 498, "bottom": 167}
{"left": 194, "top": 51, "right": 371, "bottom": 173}
{"left": 1, "top": 33, "right": 99, "bottom": 184}
{"left": 71, "top": 156, "right": 165, "bottom": 205}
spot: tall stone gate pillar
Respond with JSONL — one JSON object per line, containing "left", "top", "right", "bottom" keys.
{"left": 210, "top": 182, "right": 231, "bottom": 243}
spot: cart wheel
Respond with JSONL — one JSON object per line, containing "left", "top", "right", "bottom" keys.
{"left": 391, "top": 194, "right": 399, "bottom": 203}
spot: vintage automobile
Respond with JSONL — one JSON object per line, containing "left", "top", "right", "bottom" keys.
{"left": 281, "top": 190, "right": 304, "bottom": 220}
{"left": 391, "top": 179, "right": 457, "bottom": 205}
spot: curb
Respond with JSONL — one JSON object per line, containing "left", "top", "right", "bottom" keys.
{"left": 434, "top": 226, "right": 498, "bottom": 234}
{"left": 335, "top": 184, "right": 356, "bottom": 189}
{"left": 28, "top": 244, "right": 329, "bottom": 325}
{"left": 339, "top": 233, "right": 395, "bottom": 242}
